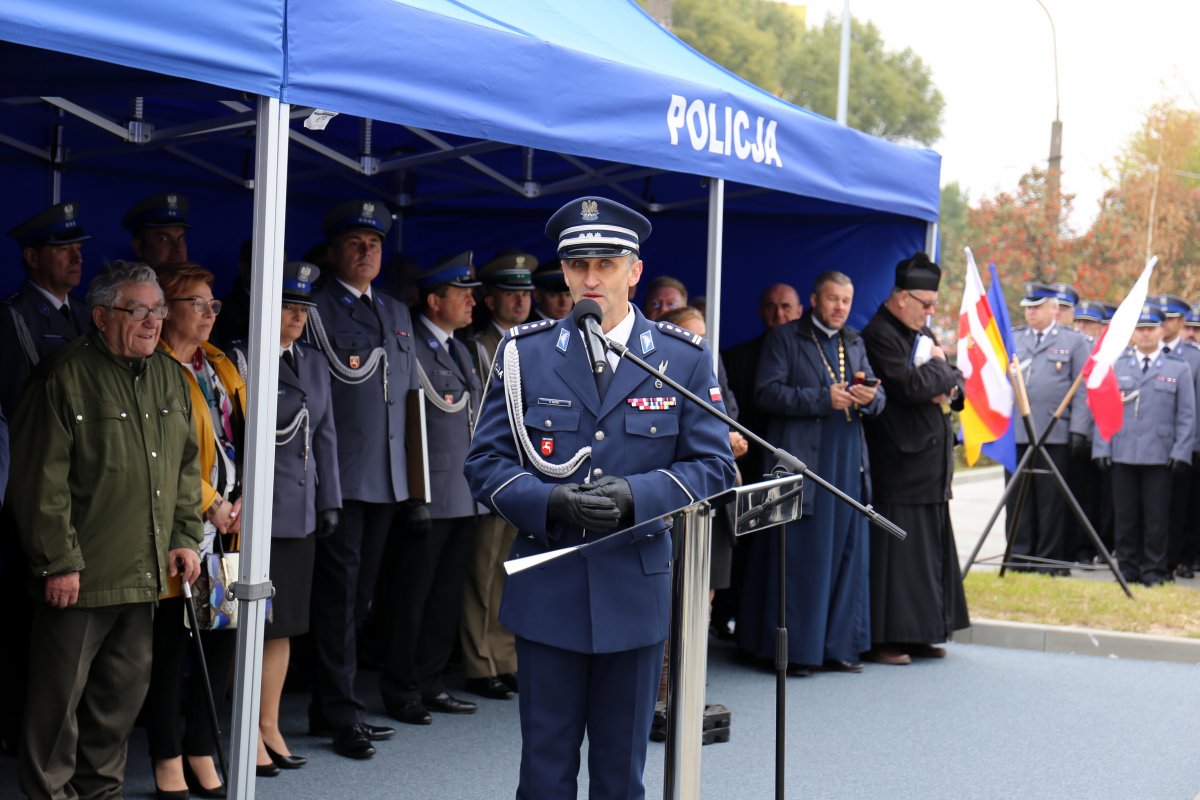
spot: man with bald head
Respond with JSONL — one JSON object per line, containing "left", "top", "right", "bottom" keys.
{"left": 712, "top": 282, "right": 802, "bottom": 636}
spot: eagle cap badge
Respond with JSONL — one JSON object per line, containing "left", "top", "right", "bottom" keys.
{"left": 362, "top": 201, "right": 375, "bottom": 216}
{"left": 580, "top": 199, "right": 599, "bottom": 221}
{"left": 298, "top": 264, "right": 312, "bottom": 282}
{"left": 166, "top": 194, "right": 179, "bottom": 209}
{"left": 63, "top": 203, "right": 76, "bottom": 219}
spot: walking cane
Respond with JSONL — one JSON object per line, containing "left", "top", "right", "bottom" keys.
{"left": 181, "top": 569, "right": 231, "bottom": 788}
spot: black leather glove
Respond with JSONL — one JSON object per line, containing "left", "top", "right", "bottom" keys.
{"left": 405, "top": 501, "right": 434, "bottom": 537}
{"left": 1093, "top": 456, "right": 1111, "bottom": 472}
{"left": 1170, "top": 458, "right": 1191, "bottom": 477}
{"left": 547, "top": 483, "right": 621, "bottom": 531}
{"left": 315, "top": 508, "right": 339, "bottom": 539}
{"left": 1070, "top": 433, "right": 1090, "bottom": 459}
{"left": 582, "top": 476, "right": 635, "bottom": 529}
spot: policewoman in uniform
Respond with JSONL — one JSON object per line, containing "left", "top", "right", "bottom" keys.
{"left": 1093, "top": 304, "right": 1195, "bottom": 586}
{"left": 303, "top": 199, "right": 419, "bottom": 758}
{"left": 1008, "top": 281, "right": 1091, "bottom": 572}
{"left": 231, "top": 262, "right": 342, "bottom": 773}
{"left": 464, "top": 196, "right": 735, "bottom": 800}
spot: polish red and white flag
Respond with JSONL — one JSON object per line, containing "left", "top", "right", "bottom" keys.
{"left": 1082, "top": 256, "right": 1156, "bottom": 441}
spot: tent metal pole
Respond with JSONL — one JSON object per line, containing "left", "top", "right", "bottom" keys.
{"left": 228, "top": 95, "right": 290, "bottom": 800}
{"left": 925, "top": 220, "right": 939, "bottom": 260}
{"left": 705, "top": 177, "right": 725, "bottom": 367}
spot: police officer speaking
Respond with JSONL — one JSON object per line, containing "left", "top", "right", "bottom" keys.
{"left": 464, "top": 196, "right": 735, "bottom": 800}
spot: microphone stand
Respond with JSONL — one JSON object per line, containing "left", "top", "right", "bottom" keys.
{"left": 597, "top": 333, "right": 905, "bottom": 800}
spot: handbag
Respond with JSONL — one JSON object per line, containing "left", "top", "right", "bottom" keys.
{"left": 189, "top": 533, "right": 270, "bottom": 630}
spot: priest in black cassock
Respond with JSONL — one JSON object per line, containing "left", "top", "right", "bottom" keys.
{"left": 737, "top": 271, "right": 884, "bottom": 674}
{"left": 860, "top": 253, "right": 970, "bottom": 666}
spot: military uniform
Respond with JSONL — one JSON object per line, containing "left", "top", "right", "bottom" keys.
{"left": 302, "top": 201, "right": 419, "bottom": 744}
{"left": 1007, "top": 282, "right": 1092, "bottom": 570}
{"left": 380, "top": 259, "right": 485, "bottom": 720}
{"left": 463, "top": 197, "right": 734, "bottom": 800}
{"left": 1094, "top": 336, "right": 1196, "bottom": 585}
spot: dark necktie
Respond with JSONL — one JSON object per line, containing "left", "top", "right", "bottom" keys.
{"left": 447, "top": 338, "right": 473, "bottom": 381}
{"left": 283, "top": 349, "right": 299, "bottom": 376}
{"left": 360, "top": 293, "right": 381, "bottom": 321}
{"left": 595, "top": 360, "right": 613, "bottom": 398}
{"left": 1035, "top": 331, "right": 1043, "bottom": 349}
{"left": 1163, "top": 345, "right": 1172, "bottom": 354}
{"left": 59, "top": 303, "right": 72, "bottom": 321}
{"left": 1142, "top": 356, "right": 1150, "bottom": 373}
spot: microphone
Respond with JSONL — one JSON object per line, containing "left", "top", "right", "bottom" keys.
{"left": 572, "top": 299, "right": 609, "bottom": 374}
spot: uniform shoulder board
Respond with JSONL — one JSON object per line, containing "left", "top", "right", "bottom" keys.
{"left": 656, "top": 320, "right": 704, "bottom": 348}
{"left": 508, "top": 318, "right": 556, "bottom": 339}
{"left": 1013, "top": 325, "right": 1028, "bottom": 333}
{"left": 1186, "top": 341, "right": 1200, "bottom": 352}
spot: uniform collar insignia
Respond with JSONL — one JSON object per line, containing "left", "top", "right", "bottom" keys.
{"left": 556, "top": 328, "right": 570, "bottom": 353}
{"left": 640, "top": 330, "right": 654, "bottom": 354}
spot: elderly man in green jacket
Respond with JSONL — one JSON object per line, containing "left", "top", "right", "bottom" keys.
{"left": 9, "top": 260, "right": 203, "bottom": 800}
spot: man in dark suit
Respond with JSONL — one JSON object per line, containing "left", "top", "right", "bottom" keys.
{"left": 303, "top": 199, "right": 419, "bottom": 759}
{"left": 461, "top": 251, "right": 536, "bottom": 701}
{"left": 464, "top": 196, "right": 735, "bottom": 800}
{"left": 0, "top": 201, "right": 95, "bottom": 751}
{"left": 711, "top": 282, "right": 801, "bottom": 636}
{"left": 861, "top": 253, "right": 970, "bottom": 665}
{"left": 380, "top": 254, "right": 483, "bottom": 724}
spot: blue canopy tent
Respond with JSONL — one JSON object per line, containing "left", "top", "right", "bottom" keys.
{"left": 1, "top": 1, "right": 940, "bottom": 795}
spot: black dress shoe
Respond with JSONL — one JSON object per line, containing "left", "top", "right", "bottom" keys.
{"left": 821, "top": 659, "right": 864, "bottom": 673}
{"left": 332, "top": 725, "right": 376, "bottom": 759}
{"left": 389, "top": 699, "right": 433, "bottom": 725}
{"left": 497, "top": 672, "right": 519, "bottom": 693}
{"left": 255, "top": 762, "right": 281, "bottom": 777}
{"left": 264, "top": 744, "right": 307, "bottom": 769}
{"left": 465, "top": 676, "right": 514, "bottom": 700}
{"left": 182, "top": 758, "right": 226, "bottom": 798}
{"left": 424, "top": 691, "right": 478, "bottom": 714}
{"left": 155, "top": 788, "right": 189, "bottom": 800}
{"left": 360, "top": 723, "right": 395, "bottom": 740}
{"left": 784, "top": 663, "right": 810, "bottom": 677}
{"left": 1176, "top": 564, "right": 1195, "bottom": 579}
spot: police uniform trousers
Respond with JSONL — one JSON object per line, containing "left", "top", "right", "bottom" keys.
{"left": 1005, "top": 443, "right": 1071, "bottom": 569}
{"left": 309, "top": 499, "right": 396, "bottom": 728}
{"left": 21, "top": 603, "right": 154, "bottom": 800}
{"left": 0, "top": 506, "right": 32, "bottom": 752}
{"left": 1066, "top": 449, "right": 1102, "bottom": 562}
{"left": 380, "top": 515, "right": 476, "bottom": 707}
{"left": 515, "top": 637, "right": 663, "bottom": 800}
{"left": 1168, "top": 464, "right": 1200, "bottom": 572}
{"left": 1112, "top": 464, "right": 1172, "bottom": 583}
{"left": 459, "top": 514, "right": 518, "bottom": 680}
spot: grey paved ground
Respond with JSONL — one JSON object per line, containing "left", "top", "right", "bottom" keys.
{"left": 4, "top": 466, "right": 1198, "bottom": 799}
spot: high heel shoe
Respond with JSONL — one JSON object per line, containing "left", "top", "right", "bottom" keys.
{"left": 256, "top": 761, "right": 281, "bottom": 777}
{"left": 155, "top": 788, "right": 189, "bottom": 800}
{"left": 182, "top": 757, "right": 226, "bottom": 799}
{"left": 265, "top": 743, "right": 308, "bottom": 769}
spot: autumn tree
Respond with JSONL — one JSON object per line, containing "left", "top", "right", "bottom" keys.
{"left": 646, "top": 0, "right": 944, "bottom": 146}
{"left": 1075, "top": 101, "right": 1200, "bottom": 300}
{"left": 965, "top": 167, "right": 1075, "bottom": 302}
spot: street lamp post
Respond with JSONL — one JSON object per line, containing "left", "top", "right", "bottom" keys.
{"left": 1035, "top": 0, "right": 1062, "bottom": 193}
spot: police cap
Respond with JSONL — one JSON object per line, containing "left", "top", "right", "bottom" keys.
{"left": 323, "top": 199, "right": 393, "bottom": 239}
{"left": 282, "top": 261, "right": 321, "bottom": 307}
{"left": 1149, "top": 293, "right": 1189, "bottom": 318}
{"left": 7, "top": 201, "right": 91, "bottom": 247}
{"left": 1186, "top": 304, "right": 1200, "bottom": 328}
{"left": 417, "top": 251, "right": 482, "bottom": 293}
{"left": 1136, "top": 303, "right": 1164, "bottom": 327}
{"left": 1073, "top": 300, "right": 1106, "bottom": 323}
{"left": 480, "top": 251, "right": 536, "bottom": 291}
{"left": 546, "top": 196, "right": 651, "bottom": 259}
{"left": 122, "top": 192, "right": 191, "bottom": 232}
{"left": 1051, "top": 282, "right": 1079, "bottom": 307}
{"left": 1020, "top": 281, "right": 1058, "bottom": 307}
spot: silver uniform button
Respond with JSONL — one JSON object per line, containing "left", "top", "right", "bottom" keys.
{"left": 119, "top": 412, "right": 128, "bottom": 419}
{"left": 544, "top": 420, "right": 552, "bottom": 428}
{"left": 593, "top": 468, "right": 603, "bottom": 478}
{"left": 595, "top": 431, "right": 605, "bottom": 441}
{"left": 151, "top": 451, "right": 158, "bottom": 458}
{"left": 650, "top": 426, "right": 657, "bottom": 434}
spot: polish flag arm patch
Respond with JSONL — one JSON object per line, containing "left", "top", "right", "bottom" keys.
{"left": 709, "top": 386, "right": 722, "bottom": 403}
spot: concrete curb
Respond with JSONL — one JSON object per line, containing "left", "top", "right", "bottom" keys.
{"left": 955, "top": 618, "right": 1200, "bottom": 664}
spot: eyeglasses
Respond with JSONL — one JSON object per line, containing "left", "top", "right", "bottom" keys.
{"left": 111, "top": 304, "right": 169, "bottom": 321}
{"left": 905, "top": 291, "right": 937, "bottom": 311}
{"left": 169, "top": 296, "right": 223, "bottom": 315}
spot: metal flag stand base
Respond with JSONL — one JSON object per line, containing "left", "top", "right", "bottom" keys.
{"left": 963, "top": 357, "right": 1134, "bottom": 599}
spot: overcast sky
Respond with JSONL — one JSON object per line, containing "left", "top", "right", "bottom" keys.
{"left": 797, "top": 0, "right": 1200, "bottom": 231}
